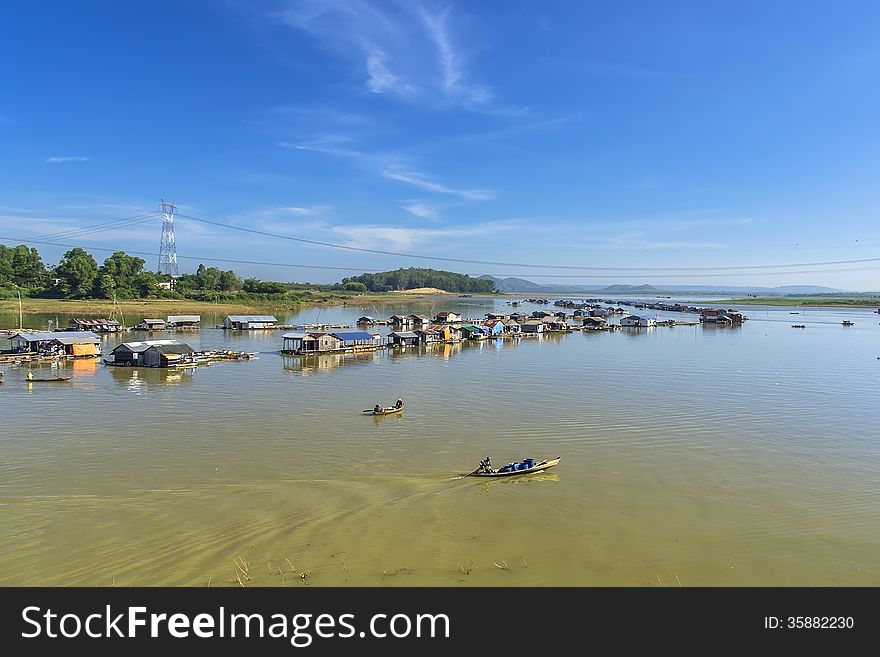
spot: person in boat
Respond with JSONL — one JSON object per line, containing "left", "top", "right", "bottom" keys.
{"left": 395, "top": 398, "right": 404, "bottom": 409}
{"left": 26, "top": 372, "right": 33, "bottom": 381}
{"left": 373, "top": 403, "right": 381, "bottom": 414}
{"left": 478, "top": 456, "right": 493, "bottom": 473}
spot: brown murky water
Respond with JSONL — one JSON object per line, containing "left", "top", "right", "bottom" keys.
{"left": 1, "top": 299, "right": 879, "bottom": 586}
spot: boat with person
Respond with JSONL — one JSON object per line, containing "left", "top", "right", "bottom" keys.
{"left": 363, "top": 401, "right": 405, "bottom": 416}
{"left": 791, "top": 324, "right": 806, "bottom": 328}
{"left": 842, "top": 320, "right": 854, "bottom": 326}
{"left": 26, "top": 374, "right": 71, "bottom": 382}
{"left": 466, "top": 456, "right": 561, "bottom": 478}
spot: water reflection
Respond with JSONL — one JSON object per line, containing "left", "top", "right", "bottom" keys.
{"left": 282, "top": 352, "right": 383, "bottom": 376}
{"left": 107, "top": 365, "right": 194, "bottom": 389}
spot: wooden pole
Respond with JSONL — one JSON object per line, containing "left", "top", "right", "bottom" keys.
{"left": 18, "top": 290, "right": 23, "bottom": 330}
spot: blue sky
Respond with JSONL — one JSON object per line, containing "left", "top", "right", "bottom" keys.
{"left": 1, "top": 0, "right": 879, "bottom": 289}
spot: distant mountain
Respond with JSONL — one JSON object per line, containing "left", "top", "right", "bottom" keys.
{"left": 478, "top": 275, "right": 849, "bottom": 295}
{"left": 597, "top": 284, "right": 658, "bottom": 294}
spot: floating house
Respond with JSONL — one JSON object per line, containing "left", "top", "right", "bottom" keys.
{"left": 459, "top": 324, "right": 489, "bottom": 340}
{"left": 69, "top": 318, "right": 122, "bottom": 332}
{"left": 510, "top": 312, "right": 530, "bottom": 323}
{"left": 389, "top": 314, "right": 412, "bottom": 327}
{"left": 433, "top": 311, "right": 462, "bottom": 323}
{"left": 282, "top": 331, "right": 383, "bottom": 354}
{"left": 485, "top": 312, "right": 510, "bottom": 321}
{"left": 501, "top": 319, "right": 521, "bottom": 334}
{"left": 520, "top": 321, "right": 545, "bottom": 334}
{"left": 589, "top": 308, "right": 610, "bottom": 318}
{"left": 222, "top": 315, "right": 278, "bottom": 330}
{"left": 356, "top": 316, "right": 377, "bottom": 325}
{"left": 482, "top": 320, "right": 506, "bottom": 336}
{"left": 332, "top": 331, "right": 385, "bottom": 351}
{"left": 620, "top": 315, "right": 656, "bottom": 328}
{"left": 415, "top": 328, "right": 444, "bottom": 344}
{"left": 388, "top": 331, "right": 420, "bottom": 347}
{"left": 582, "top": 317, "right": 607, "bottom": 329}
{"left": 142, "top": 343, "right": 196, "bottom": 367}
{"left": 135, "top": 319, "right": 166, "bottom": 331}
{"left": 10, "top": 331, "right": 101, "bottom": 357}
{"left": 531, "top": 310, "right": 554, "bottom": 319}
{"left": 108, "top": 339, "right": 178, "bottom": 366}
{"left": 409, "top": 314, "right": 431, "bottom": 328}
{"left": 167, "top": 315, "right": 201, "bottom": 329}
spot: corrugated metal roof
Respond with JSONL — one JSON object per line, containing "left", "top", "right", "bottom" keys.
{"left": 224, "top": 315, "right": 278, "bottom": 322}
{"left": 332, "top": 331, "right": 378, "bottom": 341}
{"left": 112, "top": 340, "right": 178, "bottom": 353}
{"left": 146, "top": 343, "right": 195, "bottom": 354}
{"left": 54, "top": 336, "right": 103, "bottom": 345}
{"left": 11, "top": 331, "right": 100, "bottom": 342}
{"left": 389, "top": 331, "right": 419, "bottom": 338}
{"left": 167, "top": 315, "right": 200, "bottom": 323}
{"left": 282, "top": 332, "right": 310, "bottom": 340}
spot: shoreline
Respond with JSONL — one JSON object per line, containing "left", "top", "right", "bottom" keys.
{"left": 0, "top": 293, "right": 459, "bottom": 316}
{"left": 723, "top": 297, "right": 880, "bottom": 308}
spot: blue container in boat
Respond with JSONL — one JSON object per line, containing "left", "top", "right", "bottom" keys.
{"left": 523, "top": 458, "right": 535, "bottom": 469}
{"left": 512, "top": 462, "right": 521, "bottom": 471}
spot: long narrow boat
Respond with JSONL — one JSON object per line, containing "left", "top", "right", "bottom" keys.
{"left": 363, "top": 404, "right": 404, "bottom": 416}
{"left": 466, "top": 457, "right": 561, "bottom": 478}
{"left": 27, "top": 376, "right": 72, "bottom": 382}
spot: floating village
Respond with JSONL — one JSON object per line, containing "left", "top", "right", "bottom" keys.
{"left": 0, "top": 300, "right": 749, "bottom": 373}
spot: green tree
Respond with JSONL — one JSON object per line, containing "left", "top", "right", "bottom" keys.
{"left": 342, "top": 280, "right": 367, "bottom": 292}
{"left": 55, "top": 248, "right": 99, "bottom": 298}
{"left": 218, "top": 270, "right": 241, "bottom": 292}
{"left": 97, "top": 274, "right": 116, "bottom": 299}
{"left": 133, "top": 272, "right": 158, "bottom": 298}
{"left": 99, "top": 251, "right": 145, "bottom": 297}
{"left": 0, "top": 245, "right": 13, "bottom": 286}
{"left": 11, "top": 245, "right": 47, "bottom": 288}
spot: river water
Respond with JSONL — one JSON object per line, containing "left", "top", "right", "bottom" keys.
{"left": 1, "top": 298, "right": 878, "bottom": 586}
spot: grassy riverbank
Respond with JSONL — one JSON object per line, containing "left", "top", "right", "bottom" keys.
{"left": 727, "top": 296, "right": 880, "bottom": 308}
{"left": 0, "top": 291, "right": 431, "bottom": 316}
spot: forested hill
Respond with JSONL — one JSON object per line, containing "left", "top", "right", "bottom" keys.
{"left": 341, "top": 268, "right": 496, "bottom": 293}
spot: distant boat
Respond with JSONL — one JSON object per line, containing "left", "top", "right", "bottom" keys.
{"left": 842, "top": 320, "right": 854, "bottom": 326}
{"left": 790, "top": 312, "right": 800, "bottom": 314}
{"left": 466, "top": 457, "right": 561, "bottom": 478}
{"left": 791, "top": 324, "right": 806, "bottom": 328}
{"left": 27, "top": 376, "right": 71, "bottom": 382}
{"left": 363, "top": 403, "right": 404, "bottom": 416}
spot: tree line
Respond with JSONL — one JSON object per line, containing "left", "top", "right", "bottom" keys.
{"left": 341, "top": 267, "right": 496, "bottom": 293}
{"left": 1, "top": 245, "right": 497, "bottom": 300}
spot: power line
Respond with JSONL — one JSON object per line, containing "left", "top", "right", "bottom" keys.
{"left": 176, "top": 211, "right": 880, "bottom": 273}
{"left": 0, "top": 236, "right": 379, "bottom": 272}
{"left": 2, "top": 235, "right": 880, "bottom": 278}
{"left": 30, "top": 211, "right": 162, "bottom": 242}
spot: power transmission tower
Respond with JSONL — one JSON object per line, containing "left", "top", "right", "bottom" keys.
{"left": 158, "top": 199, "right": 179, "bottom": 277}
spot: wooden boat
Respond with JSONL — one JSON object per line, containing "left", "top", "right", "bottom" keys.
{"left": 842, "top": 320, "right": 854, "bottom": 326}
{"left": 27, "top": 376, "right": 72, "bottom": 382}
{"left": 791, "top": 324, "right": 806, "bottom": 328}
{"left": 363, "top": 403, "right": 404, "bottom": 416}
{"left": 466, "top": 457, "right": 561, "bottom": 478}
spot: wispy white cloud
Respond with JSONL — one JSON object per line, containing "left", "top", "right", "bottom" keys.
{"left": 381, "top": 167, "right": 495, "bottom": 200}
{"left": 273, "top": 0, "right": 508, "bottom": 111}
{"left": 46, "top": 156, "right": 89, "bottom": 163}
{"left": 328, "top": 220, "right": 517, "bottom": 250}
{"left": 603, "top": 231, "right": 724, "bottom": 250}
{"left": 281, "top": 138, "right": 497, "bottom": 200}
{"left": 401, "top": 201, "right": 438, "bottom": 219}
